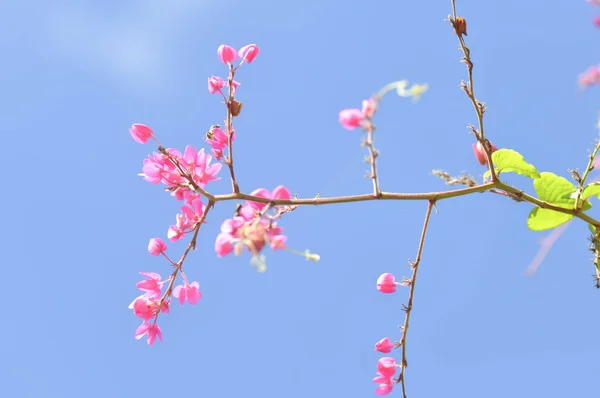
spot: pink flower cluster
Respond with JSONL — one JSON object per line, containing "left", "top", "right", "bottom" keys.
{"left": 338, "top": 98, "right": 377, "bottom": 130}
{"left": 208, "top": 44, "right": 259, "bottom": 97}
{"left": 128, "top": 240, "right": 204, "bottom": 345}
{"left": 129, "top": 43, "right": 294, "bottom": 344}
{"left": 373, "top": 357, "right": 398, "bottom": 395}
{"left": 371, "top": 273, "right": 404, "bottom": 395}
{"left": 216, "top": 186, "right": 290, "bottom": 258}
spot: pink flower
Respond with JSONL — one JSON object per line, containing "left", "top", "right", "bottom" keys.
{"left": 208, "top": 76, "right": 226, "bottom": 94}
{"left": 215, "top": 232, "right": 235, "bottom": 257}
{"left": 181, "top": 146, "right": 222, "bottom": 187}
{"left": 377, "top": 273, "right": 397, "bottom": 293}
{"left": 247, "top": 186, "right": 291, "bottom": 211}
{"left": 375, "top": 337, "right": 394, "bottom": 353}
{"left": 148, "top": 238, "right": 167, "bottom": 256}
{"left": 339, "top": 109, "right": 364, "bottom": 130}
{"left": 135, "top": 322, "right": 163, "bottom": 346}
{"left": 129, "top": 123, "right": 154, "bottom": 144}
{"left": 579, "top": 65, "right": 600, "bottom": 88}
{"left": 362, "top": 98, "right": 377, "bottom": 119}
{"left": 173, "top": 281, "right": 202, "bottom": 305}
{"left": 373, "top": 374, "right": 394, "bottom": 396}
{"left": 377, "top": 357, "right": 397, "bottom": 378}
{"left": 595, "top": 16, "right": 600, "bottom": 27}
{"left": 218, "top": 44, "right": 238, "bottom": 64}
{"left": 140, "top": 149, "right": 182, "bottom": 185}
{"left": 226, "top": 79, "right": 241, "bottom": 95}
{"left": 136, "top": 272, "right": 163, "bottom": 296}
{"left": 131, "top": 296, "right": 169, "bottom": 320}
{"left": 239, "top": 44, "right": 259, "bottom": 64}
{"left": 206, "top": 126, "right": 233, "bottom": 160}
{"left": 472, "top": 141, "right": 498, "bottom": 165}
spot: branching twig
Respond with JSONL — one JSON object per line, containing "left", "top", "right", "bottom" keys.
{"left": 226, "top": 65, "right": 240, "bottom": 193}
{"left": 153, "top": 200, "right": 215, "bottom": 323}
{"left": 449, "top": 0, "right": 497, "bottom": 182}
{"left": 396, "top": 200, "right": 435, "bottom": 397}
{"left": 364, "top": 119, "right": 382, "bottom": 196}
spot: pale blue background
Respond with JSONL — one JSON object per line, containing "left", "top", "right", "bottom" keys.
{"left": 1, "top": 0, "right": 598, "bottom": 397}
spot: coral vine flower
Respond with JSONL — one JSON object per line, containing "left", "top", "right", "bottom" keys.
{"left": 339, "top": 109, "right": 364, "bottom": 130}
{"left": 377, "top": 357, "right": 398, "bottom": 378}
{"left": 373, "top": 374, "right": 394, "bottom": 396}
{"left": 362, "top": 98, "right": 377, "bottom": 119}
{"left": 578, "top": 65, "right": 600, "bottom": 88}
{"left": 206, "top": 126, "right": 234, "bottom": 160}
{"left": 239, "top": 44, "right": 259, "bottom": 64}
{"left": 377, "top": 273, "right": 397, "bottom": 293}
{"left": 129, "top": 124, "right": 154, "bottom": 144}
{"left": 173, "top": 281, "right": 202, "bottom": 305}
{"left": 218, "top": 44, "right": 238, "bottom": 64}
{"left": 148, "top": 238, "right": 167, "bottom": 256}
{"left": 247, "top": 186, "right": 292, "bottom": 211}
{"left": 136, "top": 272, "right": 163, "bottom": 296}
{"left": 375, "top": 337, "right": 394, "bottom": 353}
{"left": 208, "top": 75, "right": 226, "bottom": 94}
{"left": 135, "top": 322, "right": 163, "bottom": 346}
{"left": 472, "top": 141, "right": 498, "bottom": 165}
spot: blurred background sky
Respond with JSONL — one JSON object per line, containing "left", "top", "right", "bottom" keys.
{"left": 1, "top": 0, "right": 599, "bottom": 397}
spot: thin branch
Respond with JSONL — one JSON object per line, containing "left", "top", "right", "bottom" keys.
{"left": 364, "top": 119, "right": 382, "bottom": 196}
{"left": 226, "top": 65, "right": 240, "bottom": 193}
{"left": 573, "top": 139, "right": 600, "bottom": 209}
{"left": 154, "top": 200, "right": 215, "bottom": 323}
{"left": 449, "top": 0, "right": 497, "bottom": 182}
{"left": 396, "top": 200, "right": 435, "bottom": 397}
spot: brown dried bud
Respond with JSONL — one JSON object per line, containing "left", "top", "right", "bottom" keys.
{"left": 455, "top": 17, "right": 467, "bottom": 36}
{"left": 230, "top": 100, "right": 243, "bottom": 117}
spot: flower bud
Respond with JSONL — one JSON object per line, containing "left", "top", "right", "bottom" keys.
{"left": 375, "top": 337, "right": 394, "bottom": 353}
{"left": 472, "top": 141, "right": 498, "bottom": 165}
{"left": 148, "top": 238, "right": 167, "bottom": 256}
{"left": 129, "top": 124, "right": 154, "bottom": 144}
{"left": 376, "top": 273, "right": 397, "bottom": 293}
{"left": 339, "top": 109, "right": 363, "bottom": 130}
{"left": 217, "top": 44, "right": 238, "bottom": 64}
{"left": 239, "top": 44, "right": 259, "bottom": 64}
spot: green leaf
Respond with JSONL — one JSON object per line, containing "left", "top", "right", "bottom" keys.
{"left": 491, "top": 149, "right": 541, "bottom": 179}
{"left": 589, "top": 223, "right": 596, "bottom": 235}
{"left": 528, "top": 205, "right": 574, "bottom": 231}
{"left": 533, "top": 172, "right": 577, "bottom": 204}
{"left": 582, "top": 182, "right": 600, "bottom": 201}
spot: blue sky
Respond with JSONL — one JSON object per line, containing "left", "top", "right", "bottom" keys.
{"left": 1, "top": 0, "right": 599, "bottom": 397}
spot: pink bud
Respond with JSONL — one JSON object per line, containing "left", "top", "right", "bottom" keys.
{"left": 362, "top": 98, "right": 377, "bottom": 119}
{"left": 595, "top": 16, "right": 600, "bottom": 27}
{"left": 373, "top": 373, "right": 394, "bottom": 396}
{"left": 148, "top": 238, "right": 167, "bottom": 256}
{"left": 129, "top": 123, "right": 154, "bottom": 144}
{"left": 238, "top": 44, "right": 259, "bottom": 64}
{"left": 208, "top": 75, "right": 226, "bottom": 94}
{"left": 215, "top": 233, "right": 235, "bottom": 257}
{"left": 375, "top": 337, "right": 394, "bottom": 353}
{"left": 339, "top": 109, "right": 364, "bottom": 130}
{"left": 217, "top": 44, "right": 238, "bottom": 64}
{"left": 377, "top": 273, "right": 397, "bottom": 293}
{"left": 375, "top": 384, "right": 393, "bottom": 396}
{"left": 472, "top": 141, "right": 498, "bottom": 165}
{"left": 377, "top": 357, "right": 397, "bottom": 378}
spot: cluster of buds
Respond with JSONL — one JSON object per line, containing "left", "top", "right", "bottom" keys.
{"left": 370, "top": 273, "right": 405, "bottom": 395}
{"left": 127, "top": 44, "right": 300, "bottom": 344}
